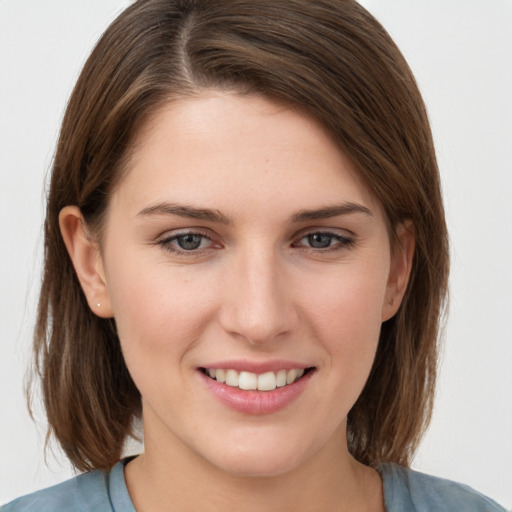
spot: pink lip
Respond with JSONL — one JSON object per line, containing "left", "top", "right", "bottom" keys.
{"left": 199, "top": 367, "right": 314, "bottom": 415}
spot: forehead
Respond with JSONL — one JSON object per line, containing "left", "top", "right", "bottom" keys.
{"left": 112, "top": 91, "right": 380, "bottom": 218}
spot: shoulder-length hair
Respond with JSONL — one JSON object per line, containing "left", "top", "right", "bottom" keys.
{"left": 34, "top": 0, "right": 449, "bottom": 471}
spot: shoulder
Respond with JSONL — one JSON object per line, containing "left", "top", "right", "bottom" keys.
{"left": 1, "top": 461, "right": 133, "bottom": 512}
{"left": 1, "top": 470, "right": 108, "bottom": 512}
{"left": 379, "top": 463, "right": 507, "bottom": 512}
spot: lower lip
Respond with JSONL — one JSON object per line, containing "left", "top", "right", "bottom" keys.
{"left": 199, "top": 370, "right": 314, "bottom": 415}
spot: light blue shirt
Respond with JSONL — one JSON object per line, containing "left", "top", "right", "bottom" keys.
{"left": 2, "top": 459, "right": 506, "bottom": 511}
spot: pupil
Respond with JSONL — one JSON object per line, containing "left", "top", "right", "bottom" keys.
{"left": 308, "top": 233, "right": 332, "bottom": 248}
{"left": 178, "top": 234, "right": 202, "bottom": 250}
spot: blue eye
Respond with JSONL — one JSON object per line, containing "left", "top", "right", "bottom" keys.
{"left": 296, "top": 231, "right": 354, "bottom": 250}
{"left": 307, "top": 233, "right": 335, "bottom": 249}
{"left": 174, "top": 234, "right": 204, "bottom": 251}
{"left": 158, "top": 232, "right": 213, "bottom": 254}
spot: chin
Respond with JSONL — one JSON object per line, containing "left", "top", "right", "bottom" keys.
{"left": 198, "top": 432, "right": 317, "bottom": 478}
{"left": 215, "top": 452, "right": 304, "bottom": 478}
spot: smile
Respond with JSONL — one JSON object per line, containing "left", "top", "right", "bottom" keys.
{"left": 202, "top": 368, "right": 310, "bottom": 391}
{"left": 199, "top": 364, "right": 315, "bottom": 414}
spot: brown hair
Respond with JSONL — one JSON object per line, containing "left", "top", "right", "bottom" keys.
{"left": 33, "top": 0, "right": 449, "bottom": 471}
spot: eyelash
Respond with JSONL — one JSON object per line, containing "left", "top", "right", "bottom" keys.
{"left": 157, "top": 230, "right": 216, "bottom": 255}
{"left": 293, "top": 231, "right": 355, "bottom": 252}
{"left": 156, "top": 230, "right": 355, "bottom": 255}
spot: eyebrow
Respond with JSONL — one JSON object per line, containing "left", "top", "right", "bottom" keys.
{"left": 137, "top": 201, "right": 372, "bottom": 225}
{"left": 137, "top": 202, "right": 232, "bottom": 224}
{"left": 290, "top": 203, "right": 373, "bottom": 222}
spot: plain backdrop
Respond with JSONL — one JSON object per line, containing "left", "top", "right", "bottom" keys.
{"left": 1, "top": 0, "right": 511, "bottom": 507}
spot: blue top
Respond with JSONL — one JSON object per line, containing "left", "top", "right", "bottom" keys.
{"left": 2, "top": 459, "right": 506, "bottom": 511}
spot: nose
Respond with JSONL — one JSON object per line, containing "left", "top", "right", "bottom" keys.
{"left": 219, "top": 245, "right": 298, "bottom": 345}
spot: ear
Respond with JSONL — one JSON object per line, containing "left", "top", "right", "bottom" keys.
{"left": 381, "top": 221, "right": 415, "bottom": 322}
{"left": 59, "top": 206, "right": 114, "bottom": 318}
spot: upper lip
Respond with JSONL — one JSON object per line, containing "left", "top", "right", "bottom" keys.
{"left": 200, "top": 359, "right": 313, "bottom": 374}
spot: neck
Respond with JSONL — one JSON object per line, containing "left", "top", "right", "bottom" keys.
{"left": 125, "top": 420, "right": 384, "bottom": 512}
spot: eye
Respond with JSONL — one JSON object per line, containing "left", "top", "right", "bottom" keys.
{"left": 174, "top": 233, "right": 206, "bottom": 251}
{"left": 157, "top": 231, "right": 217, "bottom": 254}
{"left": 294, "top": 231, "right": 355, "bottom": 251}
{"left": 306, "top": 233, "right": 336, "bottom": 249}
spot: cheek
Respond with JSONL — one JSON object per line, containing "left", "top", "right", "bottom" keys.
{"left": 104, "top": 255, "right": 218, "bottom": 361}
{"left": 105, "top": 263, "right": 221, "bottom": 417}
{"left": 302, "top": 264, "right": 388, "bottom": 364}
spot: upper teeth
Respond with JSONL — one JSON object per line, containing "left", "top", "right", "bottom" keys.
{"left": 206, "top": 368, "right": 305, "bottom": 391}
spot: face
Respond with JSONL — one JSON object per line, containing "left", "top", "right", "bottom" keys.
{"left": 67, "top": 92, "right": 412, "bottom": 477}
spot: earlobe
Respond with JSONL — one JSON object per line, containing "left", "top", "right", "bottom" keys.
{"left": 59, "top": 206, "right": 114, "bottom": 318}
{"left": 382, "top": 221, "right": 415, "bottom": 322}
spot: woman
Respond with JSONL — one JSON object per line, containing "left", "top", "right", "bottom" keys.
{"left": 2, "top": 0, "right": 506, "bottom": 510}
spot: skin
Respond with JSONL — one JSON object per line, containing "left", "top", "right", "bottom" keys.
{"left": 60, "top": 92, "right": 414, "bottom": 511}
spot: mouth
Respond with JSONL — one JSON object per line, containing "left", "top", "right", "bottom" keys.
{"left": 200, "top": 367, "right": 315, "bottom": 392}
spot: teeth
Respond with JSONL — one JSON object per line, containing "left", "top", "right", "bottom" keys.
{"left": 257, "top": 371, "right": 276, "bottom": 391}
{"left": 205, "top": 367, "right": 307, "bottom": 391}
{"left": 286, "top": 369, "right": 298, "bottom": 384}
{"left": 239, "top": 371, "right": 257, "bottom": 390}
{"left": 276, "top": 369, "right": 287, "bottom": 387}
{"left": 225, "top": 369, "right": 239, "bottom": 387}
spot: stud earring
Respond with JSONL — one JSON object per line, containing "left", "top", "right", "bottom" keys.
{"left": 96, "top": 303, "right": 101, "bottom": 308}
